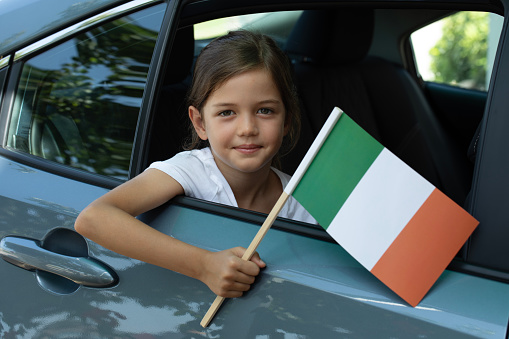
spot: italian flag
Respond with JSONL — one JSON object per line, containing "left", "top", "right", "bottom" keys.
{"left": 285, "top": 107, "right": 479, "bottom": 307}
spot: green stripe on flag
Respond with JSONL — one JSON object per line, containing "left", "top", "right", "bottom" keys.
{"left": 293, "top": 113, "right": 384, "bottom": 228}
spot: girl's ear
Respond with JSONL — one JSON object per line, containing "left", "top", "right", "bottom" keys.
{"left": 189, "top": 106, "right": 208, "bottom": 140}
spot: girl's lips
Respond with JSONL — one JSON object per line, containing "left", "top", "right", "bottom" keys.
{"left": 234, "top": 144, "right": 262, "bottom": 154}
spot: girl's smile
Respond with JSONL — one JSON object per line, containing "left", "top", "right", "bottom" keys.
{"left": 234, "top": 144, "right": 262, "bottom": 154}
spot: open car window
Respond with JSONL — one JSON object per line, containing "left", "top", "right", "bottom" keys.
{"left": 411, "top": 11, "right": 503, "bottom": 91}
{"left": 194, "top": 11, "right": 303, "bottom": 46}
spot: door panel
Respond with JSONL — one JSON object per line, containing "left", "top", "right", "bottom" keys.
{"left": 1, "top": 158, "right": 508, "bottom": 337}
{"left": 0, "top": 69, "right": 502, "bottom": 339}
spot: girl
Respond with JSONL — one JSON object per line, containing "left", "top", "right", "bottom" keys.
{"left": 75, "top": 30, "right": 315, "bottom": 299}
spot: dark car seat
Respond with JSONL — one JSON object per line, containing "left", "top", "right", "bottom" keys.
{"left": 283, "top": 9, "right": 472, "bottom": 204}
{"left": 147, "top": 26, "right": 195, "bottom": 164}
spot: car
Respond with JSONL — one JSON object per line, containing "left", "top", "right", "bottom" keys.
{"left": 1, "top": 0, "right": 509, "bottom": 337}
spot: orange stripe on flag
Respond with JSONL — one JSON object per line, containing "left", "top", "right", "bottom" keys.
{"left": 370, "top": 188, "right": 478, "bottom": 306}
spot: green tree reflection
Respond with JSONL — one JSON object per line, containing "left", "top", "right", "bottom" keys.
{"left": 17, "top": 9, "right": 162, "bottom": 179}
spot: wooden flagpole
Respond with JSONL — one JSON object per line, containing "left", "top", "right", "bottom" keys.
{"left": 200, "top": 107, "right": 343, "bottom": 327}
{"left": 200, "top": 191, "right": 290, "bottom": 328}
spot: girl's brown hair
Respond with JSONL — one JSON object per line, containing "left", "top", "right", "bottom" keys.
{"left": 185, "top": 30, "right": 301, "bottom": 167}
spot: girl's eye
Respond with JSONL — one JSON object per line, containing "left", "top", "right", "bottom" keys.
{"left": 219, "top": 110, "right": 235, "bottom": 117}
{"left": 257, "top": 108, "right": 273, "bottom": 115}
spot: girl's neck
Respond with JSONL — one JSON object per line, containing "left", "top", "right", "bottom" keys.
{"left": 216, "top": 161, "right": 282, "bottom": 214}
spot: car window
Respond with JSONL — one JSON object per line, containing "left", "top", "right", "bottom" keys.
{"left": 193, "top": 11, "right": 302, "bottom": 49}
{"left": 6, "top": 4, "right": 166, "bottom": 180}
{"left": 411, "top": 11, "right": 503, "bottom": 91}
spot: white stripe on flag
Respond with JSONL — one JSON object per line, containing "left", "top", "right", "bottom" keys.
{"left": 326, "top": 148, "right": 435, "bottom": 270}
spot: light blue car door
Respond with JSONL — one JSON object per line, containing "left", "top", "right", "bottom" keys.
{"left": 2, "top": 159, "right": 509, "bottom": 338}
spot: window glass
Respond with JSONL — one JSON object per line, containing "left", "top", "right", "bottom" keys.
{"left": 7, "top": 4, "right": 166, "bottom": 180}
{"left": 411, "top": 11, "right": 503, "bottom": 91}
{"left": 194, "top": 11, "right": 302, "bottom": 47}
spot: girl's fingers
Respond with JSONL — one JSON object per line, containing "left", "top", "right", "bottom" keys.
{"left": 230, "top": 247, "right": 266, "bottom": 268}
{"left": 236, "top": 259, "right": 260, "bottom": 277}
{"left": 232, "top": 270, "right": 256, "bottom": 285}
{"left": 250, "top": 252, "right": 266, "bottom": 268}
{"left": 231, "top": 280, "right": 252, "bottom": 292}
{"left": 205, "top": 247, "right": 265, "bottom": 297}
{"left": 220, "top": 281, "right": 253, "bottom": 298}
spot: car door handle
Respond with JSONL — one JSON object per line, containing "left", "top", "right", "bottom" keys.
{"left": 0, "top": 236, "right": 117, "bottom": 287}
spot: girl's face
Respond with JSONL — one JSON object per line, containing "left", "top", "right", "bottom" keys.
{"left": 189, "top": 68, "right": 288, "bottom": 176}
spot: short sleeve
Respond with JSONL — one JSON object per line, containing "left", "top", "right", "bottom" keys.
{"left": 147, "top": 150, "right": 219, "bottom": 201}
{"left": 147, "top": 148, "right": 237, "bottom": 205}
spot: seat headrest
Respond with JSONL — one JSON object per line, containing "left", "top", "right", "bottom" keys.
{"left": 166, "top": 26, "right": 195, "bottom": 84}
{"left": 285, "top": 9, "right": 374, "bottom": 66}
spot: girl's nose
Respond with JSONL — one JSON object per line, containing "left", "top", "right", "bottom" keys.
{"left": 237, "top": 114, "right": 259, "bottom": 136}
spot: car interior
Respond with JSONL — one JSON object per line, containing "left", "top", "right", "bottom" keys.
{"left": 147, "top": 5, "right": 483, "bottom": 208}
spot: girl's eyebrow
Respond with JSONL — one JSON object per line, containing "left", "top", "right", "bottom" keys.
{"left": 211, "top": 99, "right": 282, "bottom": 107}
{"left": 211, "top": 102, "right": 236, "bottom": 108}
{"left": 258, "top": 99, "right": 282, "bottom": 105}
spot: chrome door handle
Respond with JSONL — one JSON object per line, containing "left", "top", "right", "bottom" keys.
{"left": 0, "top": 236, "right": 117, "bottom": 287}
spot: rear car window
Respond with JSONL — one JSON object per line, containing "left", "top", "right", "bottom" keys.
{"left": 193, "top": 11, "right": 302, "bottom": 49}
{"left": 6, "top": 4, "right": 166, "bottom": 180}
{"left": 411, "top": 11, "right": 503, "bottom": 91}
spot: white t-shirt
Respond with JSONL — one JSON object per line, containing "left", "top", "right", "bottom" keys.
{"left": 148, "top": 147, "right": 316, "bottom": 224}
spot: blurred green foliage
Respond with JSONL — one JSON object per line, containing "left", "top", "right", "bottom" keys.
{"left": 430, "top": 12, "right": 488, "bottom": 90}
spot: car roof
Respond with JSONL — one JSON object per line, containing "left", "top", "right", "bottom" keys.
{"left": 2, "top": 0, "right": 502, "bottom": 59}
{"left": 0, "top": 0, "right": 129, "bottom": 57}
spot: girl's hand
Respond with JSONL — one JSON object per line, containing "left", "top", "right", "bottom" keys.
{"left": 200, "top": 247, "right": 266, "bottom": 298}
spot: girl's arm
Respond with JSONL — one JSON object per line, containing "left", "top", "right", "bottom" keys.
{"left": 75, "top": 169, "right": 265, "bottom": 298}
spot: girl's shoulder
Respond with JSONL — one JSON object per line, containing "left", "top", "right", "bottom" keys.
{"left": 150, "top": 147, "right": 213, "bottom": 168}
{"left": 145, "top": 148, "right": 215, "bottom": 187}
{"left": 147, "top": 147, "right": 229, "bottom": 201}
